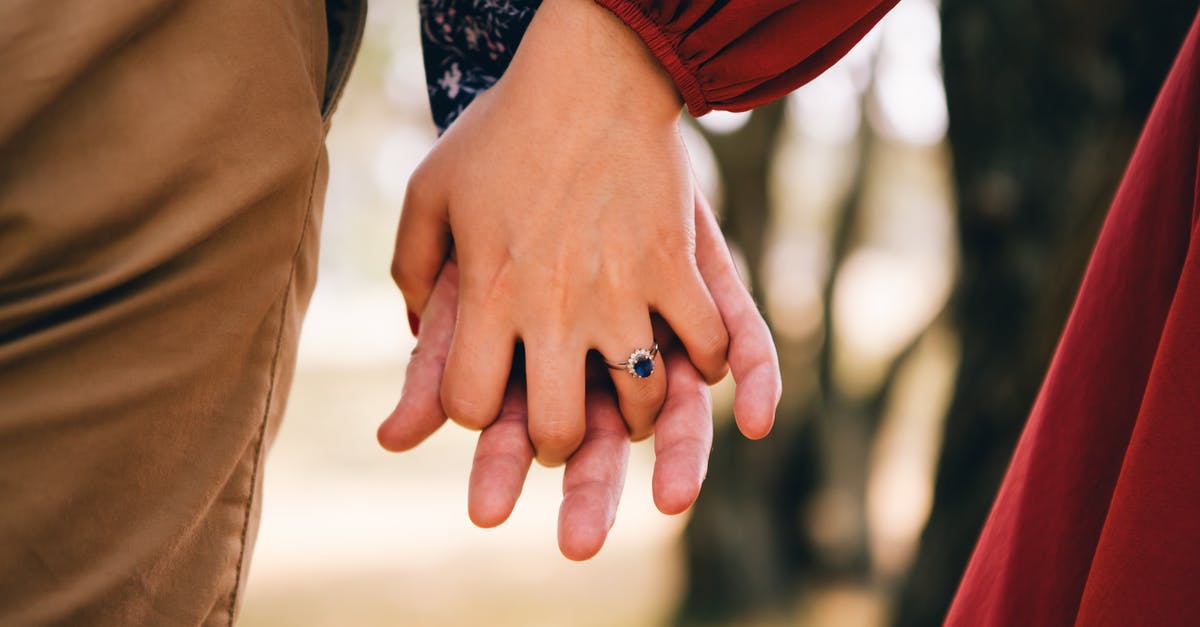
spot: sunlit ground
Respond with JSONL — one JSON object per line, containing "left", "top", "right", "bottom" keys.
{"left": 241, "top": 0, "right": 954, "bottom": 624}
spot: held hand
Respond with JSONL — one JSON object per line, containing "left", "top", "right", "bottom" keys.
{"left": 377, "top": 185, "right": 781, "bottom": 560}
{"left": 376, "top": 259, "right": 710, "bottom": 560}
{"left": 390, "top": 0, "right": 729, "bottom": 465}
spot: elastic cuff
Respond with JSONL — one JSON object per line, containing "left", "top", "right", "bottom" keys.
{"left": 592, "top": 0, "right": 711, "bottom": 117}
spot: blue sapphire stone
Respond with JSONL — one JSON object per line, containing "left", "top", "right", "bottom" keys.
{"left": 632, "top": 356, "right": 654, "bottom": 378}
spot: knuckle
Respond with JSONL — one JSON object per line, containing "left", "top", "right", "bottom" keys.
{"left": 441, "top": 387, "right": 496, "bottom": 430}
{"left": 402, "top": 165, "right": 435, "bottom": 208}
{"left": 652, "top": 240, "right": 692, "bottom": 274}
{"left": 694, "top": 326, "right": 731, "bottom": 383}
{"left": 697, "top": 323, "right": 731, "bottom": 361}
{"left": 390, "top": 259, "right": 423, "bottom": 294}
{"left": 629, "top": 423, "right": 655, "bottom": 442}
{"left": 652, "top": 220, "right": 695, "bottom": 254}
{"left": 704, "top": 363, "right": 731, "bottom": 385}
{"left": 531, "top": 421, "right": 583, "bottom": 455}
{"left": 686, "top": 314, "right": 729, "bottom": 357}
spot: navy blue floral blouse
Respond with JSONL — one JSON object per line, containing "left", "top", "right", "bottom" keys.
{"left": 420, "top": 0, "right": 540, "bottom": 132}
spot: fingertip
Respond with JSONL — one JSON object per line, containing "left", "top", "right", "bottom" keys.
{"left": 377, "top": 389, "right": 451, "bottom": 452}
{"left": 468, "top": 455, "right": 523, "bottom": 527}
{"left": 736, "top": 417, "right": 773, "bottom": 441}
{"left": 652, "top": 437, "right": 707, "bottom": 515}
{"left": 559, "top": 539, "right": 603, "bottom": 562}
{"left": 556, "top": 401, "right": 626, "bottom": 561}
{"left": 468, "top": 486, "right": 518, "bottom": 529}
{"left": 557, "top": 494, "right": 610, "bottom": 561}
{"left": 375, "top": 406, "right": 409, "bottom": 452}
{"left": 734, "top": 404, "right": 776, "bottom": 440}
{"left": 375, "top": 419, "right": 404, "bottom": 452}
{"left": 559, "top": 535, "right": 605, "bottom": 562}
{"left": 733, "top": 364, "right": 781, "bottom": 440}
{"left": 701, "top": 362, "right": 731, "bottom": 386}
{"left": 653, "top": 351, "right": 713, "bottom": 513}
{"left": 376, "top": 412, "right": 424, "bottom": 452}
{"left": 653, "top": 473, "right": 702, "bottom": 516}
{"left": 468, "top": 406, "right": 533, "bottom": 528}
{"left": 375, "top": 426, "right": 413, "bottom": 453}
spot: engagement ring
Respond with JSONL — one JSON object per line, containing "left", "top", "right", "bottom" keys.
{"left": 606, "top": 343, "right": 659, "bottom": 378}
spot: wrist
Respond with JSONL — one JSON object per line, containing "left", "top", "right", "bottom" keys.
{"left": 499, "top": 0, "right": 683, "bottom": 128}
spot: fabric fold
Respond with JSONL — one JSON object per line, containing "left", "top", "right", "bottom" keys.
{"left": 593, "top": 0, "right": 898, "bottom": 116}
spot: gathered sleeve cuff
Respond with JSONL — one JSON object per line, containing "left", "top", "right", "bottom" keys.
{"left": 592, "top": 0, "right": 899, "bottom": 117}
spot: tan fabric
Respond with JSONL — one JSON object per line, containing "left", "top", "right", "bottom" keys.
{"left": 0, "top": 1, "right": 363, "bottom": 624}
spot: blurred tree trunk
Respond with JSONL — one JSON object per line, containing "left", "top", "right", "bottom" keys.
{"left": 895, "top": 3, "right": 1195, "bottom": 625}
{"left": 678, "top": 83, "right": 900, "bottom": 622}
{"left": 677, "top": 101, "right": 811, "bottom": 625}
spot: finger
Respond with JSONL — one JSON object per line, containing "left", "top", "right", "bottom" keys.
{"left": 441, "top": 287, "right": 516, "bottom": 430}
{"left": 653, "top": 267, "right": 731, "bottom": 385}
{"left": 558, "top": 388, "right": 630, "bottom": 561}
{"left": 694, "top": 189, "right": 781, "bottom": 440}
{"left": 377, "top": 261, "right": 460, "bottom": 452}
{"left": 468, "top": 381, "right": 535, "bottom": 528}
{"left": 525, "top": 336, "right": 587, "bottom": 467}
{"left": 595, "top": 314, "right": 666, "bottom": 441}
{"left": 652, "top": 347, "right": 714, "bottom": 515}
{"left": 391, "top": 162, "right": 452, "bottom": 325}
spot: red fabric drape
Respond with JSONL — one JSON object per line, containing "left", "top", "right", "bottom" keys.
{"left": 592, "top": 0, "right": 899, "bottom": 117}
{"left": 949, "top": 12, "right": 1200, "bottom": 626}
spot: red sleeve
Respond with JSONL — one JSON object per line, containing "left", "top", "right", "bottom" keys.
{"left": 593, "top": 0, "right": 899, "bottom": 116}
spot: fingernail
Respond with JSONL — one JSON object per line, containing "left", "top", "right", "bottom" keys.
{"left": 407, "top": 310, "right": 421, "bottom": 337}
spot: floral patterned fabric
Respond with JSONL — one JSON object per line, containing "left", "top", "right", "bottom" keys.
{"left": 420, "top": 0, "right": 541, "bottom": 132}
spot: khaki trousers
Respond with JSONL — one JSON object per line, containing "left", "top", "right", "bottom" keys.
{"left": 0, "top": 1, "right": 364, "bottom": 624}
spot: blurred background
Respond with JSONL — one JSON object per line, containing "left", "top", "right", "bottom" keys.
{"left": 239, "top": 1, "right": 1195, "bottom": 625}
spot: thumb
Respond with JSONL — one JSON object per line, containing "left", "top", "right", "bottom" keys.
{"left": 391, "top": 163, "right": 451, "bottom": 332}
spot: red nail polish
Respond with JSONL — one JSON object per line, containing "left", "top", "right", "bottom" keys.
{"left": 407, "top": 310, "right": 421, "bottom": 337}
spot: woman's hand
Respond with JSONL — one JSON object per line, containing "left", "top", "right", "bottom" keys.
{"left": 378, "top": 185, "right": 781, "bottom": 560}
{"left": 391, "top": 0, "right": 729, "bottom": 465}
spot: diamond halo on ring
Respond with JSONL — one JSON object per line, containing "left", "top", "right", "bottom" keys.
{"left": 607, "top": 343, "right": 659, "bottom": 378}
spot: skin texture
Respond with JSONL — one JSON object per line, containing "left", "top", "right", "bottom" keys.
{"left": 390, "top": 0, "right": 731, "bottom": 466}
{"left": 378, "top": 187, "right": 781, "bottom": 560}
